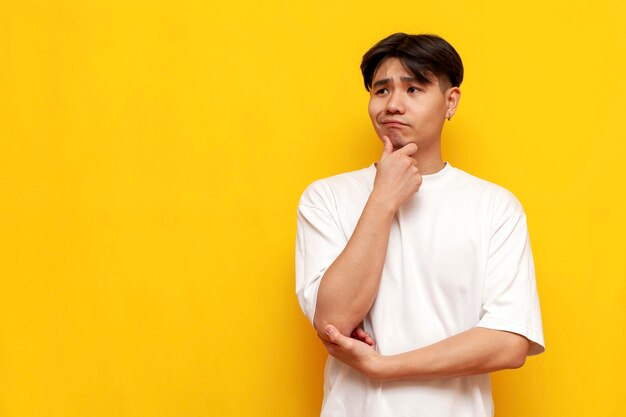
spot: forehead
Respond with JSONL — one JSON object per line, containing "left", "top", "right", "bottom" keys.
{"left": 373, "top": 57, "right": 411, "bottom": 78}
{"left": 373, "top": 57, "right": 439, "bottom": 86}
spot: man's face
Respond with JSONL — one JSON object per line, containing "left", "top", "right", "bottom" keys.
{"left": 368, "top": 57, "right": 452, "bottom": 151}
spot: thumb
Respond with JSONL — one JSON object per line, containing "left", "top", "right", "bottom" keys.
{"left": 380, "top": 136, "right": 393, "bottom": 160}
{"left": 325, "top": 325, "right": 347, "bottom": 347}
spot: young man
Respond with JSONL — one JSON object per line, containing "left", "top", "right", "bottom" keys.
{"left": 295, "top": 33, "right": 545, "bottom": 417}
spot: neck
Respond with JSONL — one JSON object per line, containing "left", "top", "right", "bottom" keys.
{"left": 405, "top": 140, "right": 445, "bottom": 175}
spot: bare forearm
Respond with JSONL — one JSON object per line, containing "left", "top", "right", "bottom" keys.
{"left": 313, "top": 140, "right": 422, "bottom": 337}
{"left": 313, "top": 195, "right": 395, "bottom": 336}
{"left": 375, "top": 328, "right": 530, "bottom": 381}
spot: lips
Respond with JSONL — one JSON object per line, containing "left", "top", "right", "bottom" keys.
{"left": 381, "top": 119, "right": 409, "bottom": 127}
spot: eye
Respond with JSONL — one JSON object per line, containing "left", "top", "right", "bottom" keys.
{"left": 407, "top": 86, "right": 421, "bottom": 93}
{"left": 374, "top": 88, "right": 389, "bottom": 95}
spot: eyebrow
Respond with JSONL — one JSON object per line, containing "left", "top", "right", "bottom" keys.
{"left": 372, "top": 76, "right": 418, "bottom": 88}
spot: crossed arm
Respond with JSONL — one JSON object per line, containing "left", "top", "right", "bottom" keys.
{"left": 312, "top": 137, "right": 530, "bottom": 382}
{"left": 322, "top": 325, "right": 529, "bottom": 382}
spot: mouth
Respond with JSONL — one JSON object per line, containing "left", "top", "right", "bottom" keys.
{"left": 380, "top": 119, "right": 409, "bottom": 127}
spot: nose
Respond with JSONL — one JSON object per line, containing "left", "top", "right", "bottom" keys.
{"left": 385, "top": 91, "right": 404, "bottom": 114}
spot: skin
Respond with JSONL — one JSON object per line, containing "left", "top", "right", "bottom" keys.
{"left": 313, "top": 57, "right": 530, "bottom": 381}
{"left": 368, "top": 57, "right": 460, "bottom": 174}
{"left": 322, "top": 325, "right": 529, "bottom": 381}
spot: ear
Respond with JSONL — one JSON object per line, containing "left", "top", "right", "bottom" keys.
{"left": 445, "top": 87, "right": 461, "bottom": 119}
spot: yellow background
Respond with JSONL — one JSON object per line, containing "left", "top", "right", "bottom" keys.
{"left": 1, "top": 0, "right": 625, "bottom": 416}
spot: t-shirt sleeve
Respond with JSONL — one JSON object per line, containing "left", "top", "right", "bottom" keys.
{"left": 476, "top": 193, "right": 546, "bottom": 355}
{"left": 295, "top": 186, "right": 347, "bottom": 325}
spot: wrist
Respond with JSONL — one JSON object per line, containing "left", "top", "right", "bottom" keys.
{"left": 367, "top": 191, "right": 397, "bottom": 216}
{"left": 367, "top": 355, "right": 393, "bottom": 382}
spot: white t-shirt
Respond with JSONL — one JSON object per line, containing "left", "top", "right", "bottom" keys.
{"left": 295, "top": 161, "right": 545, "bottom": 417}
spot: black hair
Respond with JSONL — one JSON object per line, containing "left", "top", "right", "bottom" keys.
{"left": 360, "top": 33, "right": 464, "bottom": 92}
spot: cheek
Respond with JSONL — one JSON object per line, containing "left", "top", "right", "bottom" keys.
{"left": 416, "top": 102, "right": 444, "bottom": 122}
{"left": 368, "top": 101, "right": 379, "bottom": 124}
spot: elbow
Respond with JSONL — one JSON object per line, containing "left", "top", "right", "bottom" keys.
{"left": 313, "top": 314, "right": 327, "bottom": 336}
{"left": 506, "top": 337, "right": 530, "bottom": 369}
{"left": 313, "top": 316, "right": 345, "bottom": 337}
{"left": 313, "top": 311, "right": 355, "bottom": 338}
{"left": 508, "top": 352, "right": 527, "bottom": 369}
{"left": 313, "top": 298, "right": 348, "bottom": 336}
{"left": 313, "top": 310, "right": 335, "bottom": 336}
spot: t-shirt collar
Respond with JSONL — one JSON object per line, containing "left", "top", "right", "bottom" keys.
{"left": 369, "top": 161, "right": 454, "bottom": 191}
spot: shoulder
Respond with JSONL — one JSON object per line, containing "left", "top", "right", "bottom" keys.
{"left": 451, "top": 166, "right": 525, "bottom": 216}
{"left": 299, "top": 165, "right": 375, "bottom": 209}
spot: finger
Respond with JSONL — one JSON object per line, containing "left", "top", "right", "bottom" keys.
{"left": 353, "top": 328, "right": 373, "bottom": 345}
{"left": 369, "top": 337, "right": 376, "bottom": 349}
{"left": 397, "top": 142, "right": 418, "bottom": 156}
{"left": 351, "top": 328, "right": 365, "bottom": 342}
{"left": 380, "top": 136, "right": 393, "bottom": 160}
{"left": 326, "top": 324, "right": 350, "bottom": 349}
{"left": 358, "top": 329, "right": 376, "bottom": 347}
{"left": 353, "top": 327, "right": 367, "bottom": 339}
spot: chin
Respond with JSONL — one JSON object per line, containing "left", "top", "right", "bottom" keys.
{"left": 384, "top": 132, "right": 404, "bottom": 145}
{"left": 388, "top": 135, "right": 416, "bottom": 149}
